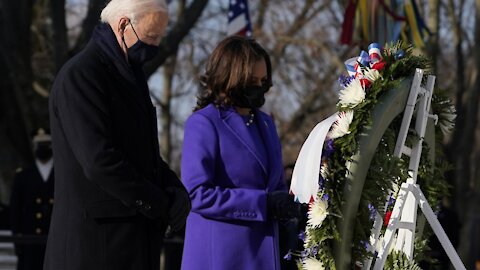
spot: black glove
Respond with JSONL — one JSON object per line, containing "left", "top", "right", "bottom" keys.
{"left": 267, "top": 191, "right": 301, "bottom": 221}
{"left": 166, "top": 186, "right": 191, "bottom": 232}
{"left": 298, "top": 203, "right": 309, "bottom": 226}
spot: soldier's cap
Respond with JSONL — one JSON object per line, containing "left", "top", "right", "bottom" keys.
{"left": 33, "top": 128, "right": 51, "bottom": 143}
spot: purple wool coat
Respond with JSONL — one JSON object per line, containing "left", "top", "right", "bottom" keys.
{"left": 181, "top": 104, "right": 287, "bottom": 270}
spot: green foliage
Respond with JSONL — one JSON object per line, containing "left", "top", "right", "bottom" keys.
{"left": 299, "top": 41, "right": 454, "bottom": 268}
{"left": 385, "top": 251, "right": 423, "bottom": 270}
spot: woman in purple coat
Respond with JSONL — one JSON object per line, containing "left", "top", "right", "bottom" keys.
{"left": 181, "top": 36, "right": 301, "bottom": 270}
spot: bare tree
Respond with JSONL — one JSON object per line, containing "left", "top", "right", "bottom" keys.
{"left": 455, "top": 0, "right": 480, "bottom": 267}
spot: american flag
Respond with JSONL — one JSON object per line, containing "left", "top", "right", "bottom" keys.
{"left": 227, "top": 0, "right": 252, "bottom": 37}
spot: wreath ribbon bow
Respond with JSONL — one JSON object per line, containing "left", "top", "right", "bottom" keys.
{"left": 344, "top": 43, "right": 386, "bottom": 88}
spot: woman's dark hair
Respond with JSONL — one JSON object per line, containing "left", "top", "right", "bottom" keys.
{"left": 194, "top": 36, "right": 272, "bottom": 111}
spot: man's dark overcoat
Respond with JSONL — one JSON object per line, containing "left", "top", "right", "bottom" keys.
{"left": 44, "top": 24, "right": 184, "bottom": 270}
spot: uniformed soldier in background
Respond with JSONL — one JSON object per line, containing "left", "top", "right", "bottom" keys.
{"left": 9, "top": 128, "right": 54, "bottom": 270}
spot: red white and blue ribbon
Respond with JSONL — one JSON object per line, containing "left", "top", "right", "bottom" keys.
{"left": 344, "top": 43, "right": 385, "bottom": 80}
{"left": 368, "top": 43, "right": 382, "bottom": 64}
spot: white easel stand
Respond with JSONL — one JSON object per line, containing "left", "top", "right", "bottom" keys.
{"left": 362, "top": 69, "right": 466, "bottom": 269}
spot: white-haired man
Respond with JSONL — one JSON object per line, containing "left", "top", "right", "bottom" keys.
{"left": 44, "top": 1, "right": 191, "bottom": 269}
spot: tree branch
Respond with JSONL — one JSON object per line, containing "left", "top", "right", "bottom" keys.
{"left": 279, "top": 46, "right": 354, "bottom": 139}
{"left": 254, "top": 0, "right": 269, "bottom": 31}
{"left": 271, "top": 0, "right": 332, "bottom": 61}
{"left": 50, "top": 0, "right": 69, "bottom": 71}
{"left": 144, "top": 0, "right": 209, "bottom": 77}
{"left": 71, "top": 0, "right": 106, "bottom": 54}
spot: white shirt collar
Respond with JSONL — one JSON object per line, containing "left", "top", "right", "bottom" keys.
{"left": 35, "top": 159, "right": 53, "bottom": 182}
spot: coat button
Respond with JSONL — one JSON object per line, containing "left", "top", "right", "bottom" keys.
{"left": 36, "top": 213, "right": 43, "bottom": 219}
{"left": 49, "top": 198, "right": 54, "bottom": 204}
{"left": 35, "top": 228, "right": 42, "bottom": 234}
{"left": 36, "top": 198, "right": 42, "bottom": 204}
{"left": 135, "top": 200, "right": 143, "bottom": 206}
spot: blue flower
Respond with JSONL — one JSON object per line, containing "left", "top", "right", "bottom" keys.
{"left": 394, "top": 50, "right": 405, "bottom": 60}
{"left": 368, "top": 203, "right": 376, "bottom": 220}
{"left": 322, "top": 193, "right": 329, "bottom": 201}
{"left": 300, "top": 250, "right": 309, "bottom": 258}
{"left": 283, "top": 250, "right": 292, "bottom": 261}
{"left": 388, "top": 195, "right": 395, "bottom": 206}
{"left": 298, "top": 231, "right": 306, "bottom": 242}
{"left": 323, "top": 139, "right": 335, "bottom": 157}
{"left": 319, "top": 176, "right": 325, "bottom": 189}
{"left": 360, "top": 240, "right": 370, "bottom": 250}
{"left": 338, "top": 74, "right": 355, "bottom": 88}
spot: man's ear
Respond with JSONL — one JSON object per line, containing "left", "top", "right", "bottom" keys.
{"left": 117, "top": 17, "right": 130, "bottom": 36}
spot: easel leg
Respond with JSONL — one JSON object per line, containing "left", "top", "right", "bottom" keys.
{"left": 394, "top": 188, "right": 418, "bottom": 259}
{"left": 411, "top": 184, "right": 466, "bottom": 270}
{"left": 373, "top": 184, "right": 410, "bottom": 270}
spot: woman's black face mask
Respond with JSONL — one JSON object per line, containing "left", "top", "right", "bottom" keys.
{"left": 230, "top": 84, "right": 269, "bottom": 109}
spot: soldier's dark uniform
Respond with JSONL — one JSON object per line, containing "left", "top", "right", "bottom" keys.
{"left": 10, "top": 163, "right": 54, "bottom": 270}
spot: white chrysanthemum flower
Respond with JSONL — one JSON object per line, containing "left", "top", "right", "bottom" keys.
{"left": 307, "top": 198, "right": 329, "bottom": 228}
{"left": 363, "top": 67, "right": 382, "bottom": 82}
{"left": 320, "top": 162, "right": 329, "bottom": 180}
{"left": 338, "top": 77, "right": 365, "bottom": 108}
{"left": 327, "top": 111, "right": 354, "bottom": 139}
{"left": 302, "top": 257, "right": 325, "bottom": 270}
{"left": 439, "top": 105, "right": 456, "bottom": 135}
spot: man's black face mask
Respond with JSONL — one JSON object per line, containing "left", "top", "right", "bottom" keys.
{"left": 230, "top": 84, "right": 269, "bottom": 109}
{"left": 124, "top": 22, "right": 159, "bottom": 65}
{"left": 35, "top": 143, "right": 52, "bottom": 161}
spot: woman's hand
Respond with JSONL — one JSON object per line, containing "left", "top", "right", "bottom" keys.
{"left": 267, "top": 191, "right": 303, "bottom": 221}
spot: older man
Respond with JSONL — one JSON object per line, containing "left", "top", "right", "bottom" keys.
{"left": 44, "top": 1, "right": 190, "bottom": 269}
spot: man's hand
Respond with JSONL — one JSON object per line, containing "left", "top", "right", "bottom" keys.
{"left": 166, "top": 187, "right": 191, "bottom": 231}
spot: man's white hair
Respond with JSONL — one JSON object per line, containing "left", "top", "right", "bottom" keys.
{"left": 100, "top": 0, "right": 168, "bottom": 24}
